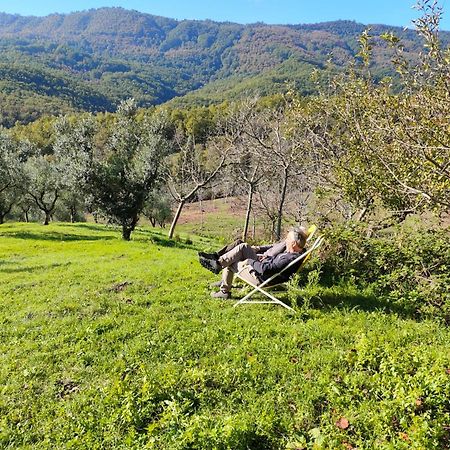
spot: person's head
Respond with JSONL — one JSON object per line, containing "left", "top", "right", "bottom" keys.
{"left": 285, "top": 227, "right": 307, "bottom": 252}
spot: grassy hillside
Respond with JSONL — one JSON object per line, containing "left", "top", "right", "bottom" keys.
{"left": 1, "top": 222, "right": 449, "bottom": 448}
{"left": 174, "top": 197, "right": 250, "bottom": 242}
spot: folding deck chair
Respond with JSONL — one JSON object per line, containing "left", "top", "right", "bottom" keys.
{"left": 233, "top": 226, "right": 324, "bottom": 313}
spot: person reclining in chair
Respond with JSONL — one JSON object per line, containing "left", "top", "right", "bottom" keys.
{"left": 199, "top": 227, "right": 308, "bottom": 299}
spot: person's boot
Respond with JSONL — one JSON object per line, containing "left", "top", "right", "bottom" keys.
{"left": 210, "top": 289, "right": 231, "bottom": 299}
{"left": 209, "top": 280, "right": 222, "bottom": 289}
{"left": 199, "top": 255, "right": 222, "bottom": 274}
{"left": 198, "top": 251, "right": 218, "bottom": 259}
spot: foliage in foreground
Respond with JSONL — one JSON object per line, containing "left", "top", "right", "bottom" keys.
{"left": 0, "top": 222, "right": 449, "bottom": 449}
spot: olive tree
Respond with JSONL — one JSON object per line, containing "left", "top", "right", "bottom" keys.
{"left": 0, "top": 132, "right": 23, "bottom": 223}
{"left": 142, "top": 189, "right": 173, "bottom": 228}
{"left": 24, "top": 154, "right": 62, "bottom": 225}
{"left": 54, "top": 99, "right": 172, "bottom": 240}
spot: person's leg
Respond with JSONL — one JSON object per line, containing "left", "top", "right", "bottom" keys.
{"left": 207, "top": 243, "right": 258, "bottom": 288}
{"left": 217, "top": 248, "right": 259, "bottom": 294}
{"left": 235, "top": 262, "right": 261, "bottom": 287}
{"left": 216, "top": 239, "right": 244, "bottom": 257}
{"left": 218, "top": 243, "right": 258, "bottom": 268}
{"left": 220, "top": 266, "right": 235, "bottom": 293}
{"left": 199, "top": 239, "right": 244, "bottom": 260}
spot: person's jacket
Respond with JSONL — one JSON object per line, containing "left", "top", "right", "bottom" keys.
{"left": 254, "top": 241, "right": 286, "bottom": 258}
{"left": 247, "top": 248, "right": 306, "bottom": 283}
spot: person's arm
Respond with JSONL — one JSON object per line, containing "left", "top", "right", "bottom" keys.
{"left": 251, "top": 244, "right": 273, "bottom": 253}
{"left": 262, "top": 241, "right": 286, "bottom": 257}
{"left": 248, "top": 253, "right": 298, "bottom": 279}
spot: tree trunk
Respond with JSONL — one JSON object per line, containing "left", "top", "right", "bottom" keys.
{"left": 272, "top": 218, "right": 277, "bottom": 241}
{"left": 0, "top": 203, "right": 13, "bottom": 225}
{"left": 121, "top": 216, "right": 139, "bottom": 241}
{"left": 122, "top": 226, "right": 132, "bottom": 241}
{"left": 168, "top": 200, "right": 185, "bottom": 239}
{"left": 24, "top": 211, "right": 29, "bottom": 223}
{"left": 355, "top": 197, "right": 374, "bottom": 222}
{"left": 242, "top": 184, "right": 254, "bottom": 241}
{"left": 70, "top": 206, "right": 76, "bottom": 223}
{"left": 252, "top": 214, "right": 256, "bottom": 240}
{"left": 275, "top": 167, "right": 289, "bottom": 240}
{"left": 44, "top": 212, "right": 51, "bottom": 225}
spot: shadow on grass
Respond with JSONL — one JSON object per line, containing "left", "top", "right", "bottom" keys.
{"left": 310, "top": 290, "right": 411, "bottom": 315}
{"left": 135, "top": 230, "right": 199, "bottom": 250}
{"left": 237, "top": 284, "right": 417, "bottom": 320}
{"left": 63, "top": 223, "right": 113, "bottom": 233}
{"left": 0, "top": 230, "right": 115, "bottom": 242}
{"left": 0, "top": 262, "right": 71, "bottom": 274}
{"left": 0, "top": 260, "right": 14, "bottom": 267}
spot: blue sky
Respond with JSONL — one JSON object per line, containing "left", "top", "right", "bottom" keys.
{"left": 0, "top": 0, "right": 449, "bottom": 30}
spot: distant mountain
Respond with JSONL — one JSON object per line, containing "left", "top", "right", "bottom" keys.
{"left": 0, "top": 8, "right": 448, "bottom": 126}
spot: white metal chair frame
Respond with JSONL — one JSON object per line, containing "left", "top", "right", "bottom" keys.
{"left": 233, "top": 234, "right": 324, "bottom": 313}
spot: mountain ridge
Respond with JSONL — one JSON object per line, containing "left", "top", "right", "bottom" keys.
{"left": 0, "top": 8, "right": 448, "bottom": 127}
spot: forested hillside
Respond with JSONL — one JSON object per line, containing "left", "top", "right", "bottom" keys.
{"left": 1, "top": 7, "right": 448, "bottom": 126}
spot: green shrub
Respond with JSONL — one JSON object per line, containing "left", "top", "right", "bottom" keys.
{"left": 320, "top": 222, "right": 450, "bottom": 322}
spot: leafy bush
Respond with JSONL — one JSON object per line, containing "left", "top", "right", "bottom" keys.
{"left": 320, "top": 222, "right": 450, "bottom": 322}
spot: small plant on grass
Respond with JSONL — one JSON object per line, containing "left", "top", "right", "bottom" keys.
{"left": 287, "top": 263, "right": 322, "bottom": 315}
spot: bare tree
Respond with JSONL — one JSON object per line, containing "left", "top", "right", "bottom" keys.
{"left": 240, "top": 101, "right": 306, "bottom": 239}
{"left": 220, "top": 101, "right": 265, "bottom": 240}
{"left": 166, "top": 133, "right": 227, "bottom": 239}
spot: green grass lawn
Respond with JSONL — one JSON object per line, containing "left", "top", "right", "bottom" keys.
{"left": 1, "top": 223, "right": 449, "bottom": 449}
